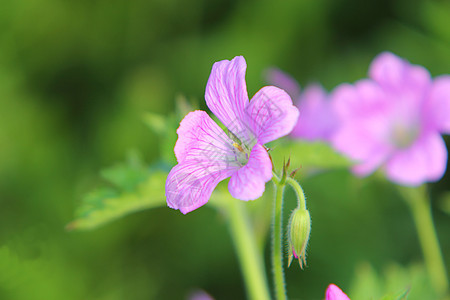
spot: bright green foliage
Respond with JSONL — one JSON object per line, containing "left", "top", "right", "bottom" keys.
{"left": 68, "top": 154, "right": 168, "bottom": 231}
{"left": 349, "top": 263, "right": 435, "bottom": 300}
{"left": 379, "top": 288, "right": 410, "bottom": 300}
{"left": 2, "top": 0, "right": 450, "bottom": 298}
{"left": 143, "top": 112, "right": 178, "bottom": 165}
{"left": 0, "top": 246, "right": 85, "bottom": 300}
{"left": 143, "top": 95, "right": 194, "bottom": 165}
{"left": 69, "top": 106, "right": 182, "bottom": 231}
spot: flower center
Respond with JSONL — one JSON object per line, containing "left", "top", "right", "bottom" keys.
{"left": 391, "top": 122, "right": 420, "bottom": 149}
{"left": 227, "top": 129, "right": 251, "bottom": 166}
{"left": 232, "top": 142, "right": 250, "bottom": 166}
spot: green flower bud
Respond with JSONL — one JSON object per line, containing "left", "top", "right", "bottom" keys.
{"left": 287, "top": 208, "right": 311, "bottom": 269}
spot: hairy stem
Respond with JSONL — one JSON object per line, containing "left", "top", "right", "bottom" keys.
{"left": 272, "top": 173, "right": 287, "bottom": 300}
{"left": 286, "top": 176, "right": 307, "bottom": 211}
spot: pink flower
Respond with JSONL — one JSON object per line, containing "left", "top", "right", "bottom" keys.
{"left": 165, "top": 56, "right": 299, "bottom": 214}
{"left": 266, "top": 68, "right": 337, "bottom": 141}
{"left": 291, "top": 84, "right": 337, "bottom": 141}
{"left": 325, "top": 284, "right": 350, "bottom": 300}
{"left": 332, "top": 52, "right": 450, "bottom": 186}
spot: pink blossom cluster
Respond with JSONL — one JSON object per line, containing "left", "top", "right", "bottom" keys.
{"left": 268, "top": 52, "right": 450, "bottom": 186}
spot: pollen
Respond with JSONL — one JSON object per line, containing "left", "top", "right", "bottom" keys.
{"left": 233, "top": 142, "right": 245, "bottom": 153}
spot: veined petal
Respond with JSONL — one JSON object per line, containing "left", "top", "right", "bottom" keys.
{"left": 385, "top": 132, "right": 448, "bottom": 186}
{"left": 174, "top": 110, "right": 236, "bottom": 164}
{"left": 427, "top": 75, "right": 450, "bottom": 134}
{"left": 245, "top": 86, "right": 299, "bottom": 145}
{"left": 166, "top": 160, "right": 237, "bottom": 214}
{"left": 228, "top": 144, "right": 272, "bottom": 200}
{"left": 205, "top": 56, "right": 249, "bottom": 141}
{"left": 265, "top": 68, "right": 301, "bottom": 100}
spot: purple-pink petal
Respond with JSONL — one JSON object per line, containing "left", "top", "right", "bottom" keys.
{"left": 427, "top": 75, "right": 450, "bottom": 134}
{"left": 166, "top": 160, "right": 237, "bottom": 214}
{"left": 168, "top": 110, "right": 242, "bottom": 213}
{"left": 325, "top": 284, "right": 351, "bottom": 300}
{"left": 291, "top": 84, "right": 337, "bottom": 141}
{"left": 245, "top": 86, "right": 299, "bottom": 145}
{"left": 205, "top": 56, "right": 249, "bottom": 142}
{"left": 385, "top": 132, "right": 448, "bottom": 186}
{"left": 332, "top": 80, "right": 387, "bottom": 121}
{"left": 369, "top": 52, "right": 431, "bottom": 93}
{"left": 265, "top": 67, "right": 301, "bottom": 100}
{"left": 330, "top": 51, "right": 450, "bottom": 186}
{"left": 166, "top": 56, "right": 303, "bottom": 213}
{"left": 228, "top": 143, "right": 272, "bottom": 200}
{"left": 174, "top": 110, "right": 236, "bottom": 164}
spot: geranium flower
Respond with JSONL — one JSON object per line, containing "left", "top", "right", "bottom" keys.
{"left": 331, "top": 52, "right": 450, "bottom": 185}
{"left": 325, "top": 284, "right": 350, "bottom": 300}
{"left": 266, "top": 68, "right": 337, "bottom": 141}
{"left": 166, "top": 56, "right": 299, "bottom": 214}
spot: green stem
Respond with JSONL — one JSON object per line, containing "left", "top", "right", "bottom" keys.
{"left": 400, "top": 185, "right": 449, "bottom": 297}
{"left": 227, "top": 198, "right": 271, "bottom": 300}
{"left": 286, "top": 177, "right": 307, "bottom": 211}
{"left": 272, "top": 173, "right": 287, "bottom": 300}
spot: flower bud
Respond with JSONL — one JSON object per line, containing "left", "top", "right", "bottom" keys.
{"left": 288, "top": 207, "right": 311, "bottom": 268}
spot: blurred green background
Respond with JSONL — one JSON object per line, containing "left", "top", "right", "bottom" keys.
{"left": 1, "top": 0, "right": 449, "bottom": 299}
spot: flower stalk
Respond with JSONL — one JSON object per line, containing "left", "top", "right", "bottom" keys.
{"left": 271, "top": 168, "right": 310, "bottom": 299}
{"left": 272, "top": 172, "right": 287, "bottom": 300}
{"left": 227, "top": 198, "right": 271, "bottom": 300}
{"left": 399, "top": 185, "right": 449, "bottom": 297}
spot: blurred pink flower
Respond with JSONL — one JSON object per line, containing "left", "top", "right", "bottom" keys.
{"left": 325, "top": 284, "right": 350, "bottom": 300}
{"left": 166, "top": 56, "right": 299, "bottom": 214}
{"left": 266, "top": 68, "right": 337, "bottom": 141}
{"left": 332, "top": 52, "right": 450, "bottom": 185}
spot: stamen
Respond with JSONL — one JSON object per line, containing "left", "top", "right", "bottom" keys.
{"left": 233, "top": 142, "right": 245, "bottom": 153}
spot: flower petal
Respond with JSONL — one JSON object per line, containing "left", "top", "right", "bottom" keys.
{"left": 291, "top": 84, "right": 337, "bottom": 141}
{"left": 369, "top": 52, "right": 409, "bottom": 87}
{"left": 352, "top": 147, "right": 390, "bottom": 176}
{"left": 205, "top": 56, "right": 249, "bottom": 141}
{"left": 166, "top": 160, "right": 237, "bottom": 214}
{"left": 325, "top": 284, "right": 351, "bottom": 300}
{"left": 265, "top": 68, "right": 301, "bottom": 100}
{"left": 228, "top": 144, "right": 272, "bottom": 200}
{"left": 332, "top": 118, "right": 391, "bottom": 165}
{"left": 427, "top": 75, "right": 450, "bottom": 134}
{"left": 385, "top": 132, "right": 448, "bottom": 186}
{"left": 369, "top": 52, "right": 431, "bottom": 99}
{"left": 332, "top": 79, "right": 389, "bottom": 120}
{"left": 245, "top": 86, "right": 299, "bottom": 145}
{"left": 174, "top": 110, "right": 236, "bottom": 164}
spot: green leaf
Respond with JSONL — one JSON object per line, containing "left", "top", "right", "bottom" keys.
{"left": 68, "top": 169, "right": 167, "bottom": 231}
{"left": 269, "top": 140, "right": 352, "bottom": 175}
{"left": 349, "top": 262, "right": 435, "bottom": 300}
{"left": 379, "top": 287, "right": 410, "bottom": 300}
{"left": 142, "top": 112, "right": 178, "bottom": 165}
{"left": 100, "top": 151, "right": 149, "bottom": 192}
{"left": 142, "top": 112, "right": 169, "bottom": 136}
{"left": 68, "top": 153, "right": 169, "bottom": 231}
